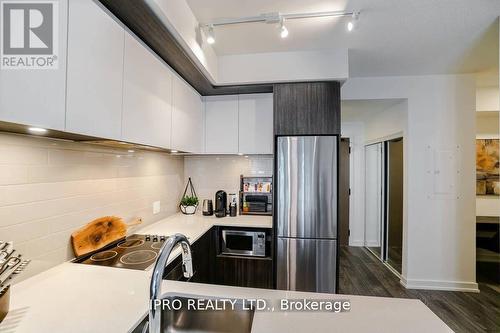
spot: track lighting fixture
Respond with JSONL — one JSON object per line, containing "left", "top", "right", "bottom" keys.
{"left": 206, "top": 24, "right": 215, "bottom": 44}
{"left": 200, "top": 10, "right": 360, "bottom": 42}
{"left": 279, "top": 18, "right": 288, "bottom": 38}
{"left": 347, "top": 11, "right": 359, "bottom": 32}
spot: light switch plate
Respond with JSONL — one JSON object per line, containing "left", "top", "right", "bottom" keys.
{"left": 153, "top": 201, "right": 161, "bottom": 214}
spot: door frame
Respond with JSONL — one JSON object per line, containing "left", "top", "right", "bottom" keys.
{"left": 363, "top": 135, "right": 405, "bottom": 278}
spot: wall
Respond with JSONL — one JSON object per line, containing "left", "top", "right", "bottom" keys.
{"left": 0, "top": 132, "right": 184, "bottom": 281}
{"left": 342, "top": 74, "right": 478, "bottom": 292}
{"left": 475, "top": 111, "right": 500, "bottom": 216}
{"left": 184, "top": 155, "right": 273, "bottom": 203}
{"left": 218, "top": 49, "right": 349, "bottom": 85}
{"left": 476, "top": 86, "right": 499, "bottom": 111}
{"left": 364, "top": 101, "right": 408, "bottom": 143}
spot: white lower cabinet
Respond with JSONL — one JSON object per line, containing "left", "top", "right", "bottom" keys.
{"left": 65, "top": 0, "right": 124, "bottom": 139}
{"left": 171, "top": 75, "right": 203, "bottom": 153}
{"left": 122, "top": 33, "right": 172, "bottom": 148}
{"left": 204, "top": 95, "right": 239, "bottom": 154}
{"left": 238, "top": 93, "right": 273, "bottom": 154}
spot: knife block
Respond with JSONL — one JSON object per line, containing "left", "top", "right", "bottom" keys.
{"left": 0, "top": 286, "right": 9, "bottom": 323}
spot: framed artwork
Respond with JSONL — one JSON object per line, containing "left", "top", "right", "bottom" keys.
{"left": 476, "top": 139, "right": 499, "bottom": 196}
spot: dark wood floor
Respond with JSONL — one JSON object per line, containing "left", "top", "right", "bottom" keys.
{"left": 338, "top": 246, "right": 500, "bottom": 333}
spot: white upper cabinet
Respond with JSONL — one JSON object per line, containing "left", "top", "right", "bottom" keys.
{"left": 171, "top": 75, "right": 203, "bottom": 153}
{"left": 204, "top": 95, "right": 239, "bottom": 154}
{"left": 238, "top": 93, "right": 273, "bottom": 154}
{"left": 0, "top": 0, "right": 68, "bottom": 130}
{"left": 122, "top": 33, "right": 172, "bottom": 148}
{"left": 66, "top": 0, "right": 124, "bottom": 139}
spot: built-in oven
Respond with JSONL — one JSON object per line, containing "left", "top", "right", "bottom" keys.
{"left": 221, "top": 229, "right": 266, "bottom": 257}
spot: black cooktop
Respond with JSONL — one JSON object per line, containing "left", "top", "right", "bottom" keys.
{"left": 74, "top": 234, "right": 168, "bottom": 270}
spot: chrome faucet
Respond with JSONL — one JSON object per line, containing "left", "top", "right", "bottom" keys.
{"left": 149, "top": 233, "right": 193, "bottom": 333}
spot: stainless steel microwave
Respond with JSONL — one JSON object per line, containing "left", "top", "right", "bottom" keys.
{"left": 221, "top": 230, "right": 266, "bottom": 257}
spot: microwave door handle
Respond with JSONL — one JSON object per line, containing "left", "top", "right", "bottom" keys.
{"left": 224, "top": 230, "right": 255, "bottom": 237}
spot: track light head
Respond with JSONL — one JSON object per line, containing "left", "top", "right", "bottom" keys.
{"left": 206, "top": 25, "right": 215, "bottom": 44}
{"left": 279, "top": 18, "right": 288, "bottom": 38}
{"left": 347, "top": 11, "right": 359, "bottom": 32}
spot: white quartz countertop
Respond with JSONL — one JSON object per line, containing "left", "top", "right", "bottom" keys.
{"left": 133, "top": 212, "right": 272, "bottom": 266}
{"left": 136, "top": 212, "right": 272, "bottom": 242}
{"left": 0, "top": 213, "right": 451, "bottom": 333}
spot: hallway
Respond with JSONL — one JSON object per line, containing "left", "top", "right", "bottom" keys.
{"left": 338, "top": 246, "right": 500, "bottom": 333}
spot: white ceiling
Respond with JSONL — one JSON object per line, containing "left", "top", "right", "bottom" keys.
{"left": 341, "top": 99, "right": 405, "bottom": 122}
{"left": 186, "top": 0, "right": 500, "bottom": 77}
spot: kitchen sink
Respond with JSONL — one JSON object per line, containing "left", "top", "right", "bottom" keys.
{"left": 130, "top": 293, "right": 255, "bottom": 333}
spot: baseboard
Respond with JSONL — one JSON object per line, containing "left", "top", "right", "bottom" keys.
{"left": 348, "top": 240, "right": 365, "bottom": 246}
{"left": 400, "top": 277, "right": 479, "bottom": 293}
{"left": 364, "top": 240, "right": 381, "bottom": 247}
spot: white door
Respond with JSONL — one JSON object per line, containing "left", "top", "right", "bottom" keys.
{"left": 204, "top": 95, "right": 239, "bottom": 154}
{"left": 238, "top": 93, "right": 273, "bottom": 154}
{"left": 171, "top": 75, "right": 203, "bottom": 153}
{"left": 66, "top": 0, "right": 124, "bottom": 139}
{"left": 0, "top": 0, "right": 68, "bottom": 130}
{"left": 122, "top": 32, "right": 172, "bottom": 148}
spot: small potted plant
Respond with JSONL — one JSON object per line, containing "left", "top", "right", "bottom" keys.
{"left": 180, "top": 195, "right": 199, "bottom": 215}
{"left": 179, "top": 177, "right": 199, "bottom": 215}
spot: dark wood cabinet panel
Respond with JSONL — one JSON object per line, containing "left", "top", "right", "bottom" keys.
{"left": 164, "top": 227, "right": 273, "bottom": 289}
{"left": 190, "top": 228, "right": 216, "bottom": 284}
{"left": 274, "top": 82, "right": 341, "bottom": 136}
{"left": 164, "top": 227, "right": 215, "bottom": 283}
{"left": 164, "top": 257, "right": 184, "bottom": 281}
{"left": 339, "top": 138, "right": 350, "bottom": 246}
{"left": 215, "top": 256, "right": 273, "bottom": 289}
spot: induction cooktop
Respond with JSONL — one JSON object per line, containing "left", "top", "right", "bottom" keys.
{"left": 74, "top": 234, "right": 169, "bottom": 270}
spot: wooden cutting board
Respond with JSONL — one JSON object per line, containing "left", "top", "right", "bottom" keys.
{"left": 71, "top": 216, "right": 142, "bottom": 257}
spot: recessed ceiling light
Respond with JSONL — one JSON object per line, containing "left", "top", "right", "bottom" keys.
{"left": 171, "top": 150, "right": 178, "bottom": 153}
{"left": 28, "top": 127, "right": 47, "bottom": 134}
{"left": 128, "top": 150, "right": 135, "bottom": 153}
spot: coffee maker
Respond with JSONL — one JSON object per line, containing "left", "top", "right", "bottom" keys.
{"left": 215, "top": 190, "right": 227, "bottom": 218}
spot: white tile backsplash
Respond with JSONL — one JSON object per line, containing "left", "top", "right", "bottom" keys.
{"left": 184, "top": 155, "right": 273, "bottom": 202}
{"left": 0, "top": 132, "right": 184, "bottom": 281}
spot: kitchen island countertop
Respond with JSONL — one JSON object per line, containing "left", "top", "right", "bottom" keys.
{"left": 0, "top": 213, "right": 451, "bottom": 333}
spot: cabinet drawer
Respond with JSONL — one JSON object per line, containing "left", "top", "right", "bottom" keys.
{"left": 215, "top": 256, "right": 273, "bottom": 289}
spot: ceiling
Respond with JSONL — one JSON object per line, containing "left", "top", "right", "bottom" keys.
{"left": 341, "top": 99, "right": 405, "bottom": 122}
{"left": 186, "top": 0, "right": 500, "bottom": 77}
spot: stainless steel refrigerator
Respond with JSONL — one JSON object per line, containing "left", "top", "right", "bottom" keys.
{"left": 276, "top": 136, "right": 338, "bottom": 293}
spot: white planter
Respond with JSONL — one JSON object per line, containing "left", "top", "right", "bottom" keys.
{"left": 181, "top": 205, "right": 197, "bottom": 215}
